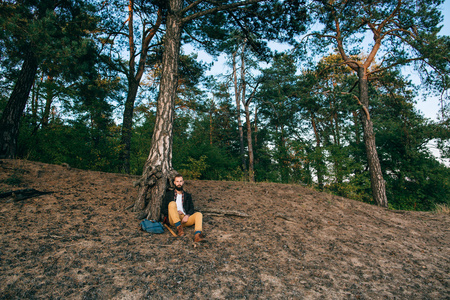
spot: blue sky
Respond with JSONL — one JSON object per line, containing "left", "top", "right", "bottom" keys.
{"left": 414, "top": 0, "right": 448, "bottom": 119}
{"left": 441, "top": 0, "right": 450, "bottom": 35}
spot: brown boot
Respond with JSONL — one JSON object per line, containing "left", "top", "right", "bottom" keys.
{"left": 176, "top": 225, "right": 184, "bottom": 237}
{"left": 194, "top": 232, "right": 205, "bottom": 243}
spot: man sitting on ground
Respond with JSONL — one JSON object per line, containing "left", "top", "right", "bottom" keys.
{"left": 162, "top": 175, "right": 205, "bottom": 243}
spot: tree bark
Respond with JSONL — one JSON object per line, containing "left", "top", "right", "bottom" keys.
{"left": 244, "top": 102, "right": 255, "bottom": 182}
{"left": 120, "top": 79, "right": 139, "bottom": 174}
{"left": 42, "top": 76, "right": 54, "bottom": 127}
{"left": 357, "top": 67, "right": 388, "bottom": 207}
{"left": 31, "top": 79, "right": 39, "bottom": 130}
{"left": 352, "top": 111, "right": 360, "bottom": 144}
{"left": 133, "top": 0, "right": 182, "bottom": 219}
{"left": 240, "top": 43, "right": 255, "bottom": 182}
{"left": 310, "top": 111, "right": 324, "bottom": 190}
{"left": 332, "top": 10, "right": 388, "bottom": 207}
{"left": 253, "top": 106, "right": 258, "bottom": 147}
{"left": 119, "top": 3, "right": 162, "bottom": 174}
{"left": 119, "top": 0, "right": 138, "bottom": 174}
{"left": 232, "top": 51, "right": 246, "bottom": 171}
{"left": 0, "top": 50, "right": 38, "bottom": 158}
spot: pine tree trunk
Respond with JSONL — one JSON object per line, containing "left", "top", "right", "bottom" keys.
{"left": 352, "top": 111, "right": 360, "bottom": 144}
{"left": 0, "top": 50, "right": 38, "bottom": 158}
{"left": 31, "top": 80, "right": 39, "bottom": 130}
{"left": 310, "top": 111, "right": 324, "bottom": 190}
{"left": 358, "top": 67, "right": 388, "bottom": 207}
{"left": 232, "top": 51, "right": 246, "bottom": 171}
{"left": 120, "top": 0, "right": 138, "bottom": 175}
{"left": 244, "top": 104, "right": 255, "bottom": 182}
{"left": 133, "top": 0, "right": 182, "bottom": 219}
{"left": 120, "top": 80, "right": 139, "bottom": 174}
{"left": 42, "top": 76, "right": 54, "bottom": 127}
{"left": 119, "top": 1, "right": 161, "bottom": 174}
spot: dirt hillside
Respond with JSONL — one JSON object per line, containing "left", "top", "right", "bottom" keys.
{"left": 0, "top": 159, "right": 449, "bottom": 299}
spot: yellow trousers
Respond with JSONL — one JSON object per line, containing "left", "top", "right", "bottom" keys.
{"left": 168, "top": 201, "right": 203, "bottom": 232}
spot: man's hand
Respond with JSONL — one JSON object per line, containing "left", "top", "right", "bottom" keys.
{"left": 182, "top": 215, "right": 189, "bottom": 223}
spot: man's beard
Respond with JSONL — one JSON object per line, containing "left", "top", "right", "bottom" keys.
{"left": 175, "top": 185, "right": 183, "bottom": 191}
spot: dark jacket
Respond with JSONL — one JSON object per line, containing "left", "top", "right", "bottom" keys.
{"left": 161, "top": 189, "right": 195, "bottom": 217}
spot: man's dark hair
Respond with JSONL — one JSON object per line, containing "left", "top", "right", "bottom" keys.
{"left": 173, "top": 174, "right": 183, "bottom": 182}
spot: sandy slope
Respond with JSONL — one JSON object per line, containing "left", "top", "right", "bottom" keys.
{"left": 0, "top": 159, "right": 448, "bottom": 299}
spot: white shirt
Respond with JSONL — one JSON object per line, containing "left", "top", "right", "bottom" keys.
{"left": 175, "top": 193, "right": 186, "bottom": 214}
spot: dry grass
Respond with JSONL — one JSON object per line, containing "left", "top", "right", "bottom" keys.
{"left": 434, "top": 203, "right": 450, "bottom": 214}
{"left": 1, "top": 159, "right": 449, "bottom": 299}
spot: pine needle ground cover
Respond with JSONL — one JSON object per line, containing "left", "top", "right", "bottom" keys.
{"left": 0, "top": 159, "right": 448, "bottom": 299}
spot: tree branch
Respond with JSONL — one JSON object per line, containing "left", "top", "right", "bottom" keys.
{"left": 367, "top": 57, "right": 424, "bottom": 76}
{"left": 333, "top": 13, "right": 359, "bottom": 71}
{"left": 244, "top": 81, "right": 260, "bottom": 107}
{"left": 377, "top": 0, "right": 402, "bottom": 32}
{"left": 180, "top": 0, "right": 204, "bottom": 15}
{"left": 341, "top": 92, "right": 370, "bottom": 121}
{"left": 181, "top": 0, "right": 263, "bottom": 24}
{"left": 381, "top": 28, "right": 416, "bottom": 40}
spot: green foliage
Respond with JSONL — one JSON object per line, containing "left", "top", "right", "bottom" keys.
{"left": 2, "top": 0, "right": 448, "bottom": 213}
{"left": 173, "top": 135, "right": 241, "bottom": 181}
{"left": 129, "top": 109, "right": 156, "bottom": 175}
{"left": 178, "top": 156, "right": 209, "bottom": 180}
{"left": 302, "top": 0, "right": 449, "bottom": 209}
{"left": 172, "top": 112, "right": 242, "bottom": 181}
{"left": 385, "top": 157, "right": 450, "bottom": 211}
{"left": 0, "top": 0, "right": 99, "bottom": 79}
{"left": 326, "top": 173, "right": 373, "bottom": 204}
{"left": 18, "top": 119, "right": 123, "bottom": 173}
{"left": 370, "top": 71, "right": 450, "bottom": 210}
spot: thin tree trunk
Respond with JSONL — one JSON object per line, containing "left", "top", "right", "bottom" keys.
{"left": 209, "top": 98, "right": 214, "bottom": 145}
{"left": 42, "top": 76, "right": 54, "bottom": 127}
{"left": 134, "top": 0, "right": 182, "bottom": 219}
{"left": 120, "top": 2, "right": 162, "bottom": 174}
{"left": 253, "top": 105, "right": 258, "bottom": 161}
{"left": 244, "top": 103, "right": 255, "bottom": 182}
{"left": 31, "top": 80, "right": 39, "bottom": 130}
{"left": 358, "top": 67, "right": 388, "bottom": 207}
{"left": 240, "top": 43, "right": 255, "bottom": 182}
{"left": 279, "top": 125, "right": 290, "bottom": 183}
{"left": 232, "top": 51, "right": 246, "bottom": 171}
{"left": 310, "top": 111, "right": 324, "bottom": 190}
{"left": 120, "top": 0, "right": 137, "bottom": 174}
{"left": 120, "top": 80, "right": 139, "bottom": 173}
{"left": 331, "top": 99, "right": 343, "bottom": 183}
{"left": 0, "top": 50, "right": 38, "bottom": 158}
{"left": 352, "top": 111, "right": 360, "bottom": 144}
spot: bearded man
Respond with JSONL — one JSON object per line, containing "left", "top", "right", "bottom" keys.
{"left": 161, "top": 174, "right": 205, "bottom": 243}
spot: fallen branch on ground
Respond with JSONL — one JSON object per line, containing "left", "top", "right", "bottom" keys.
{"left": 274, "top": 213, "right": 298, "bottom": 223}
{"left": 0, "top": 188, "right": 53, "bottom": 202}
{"left": 200, "top": 208, "right": 250, "bottom": 218}
{"left": 163, "top": 224, "right": 177, "bottom": 237}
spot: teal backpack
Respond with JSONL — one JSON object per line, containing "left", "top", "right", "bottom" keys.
{"left": 139, "top": 219, "right": 165, "bottom": 234}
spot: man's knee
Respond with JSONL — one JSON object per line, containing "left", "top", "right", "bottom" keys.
{"left": 168, "top": 201, "right": 177, "bottom": 209}
{"left": 195, "top": 212, "right": 203, "bottom": 220}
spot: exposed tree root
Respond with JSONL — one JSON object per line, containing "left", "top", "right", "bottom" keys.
{"left": 0, "top": 188, "right": 53, "bottom": 202}
{"left": 200, "top": 208, "right": 250, "bottom": 218}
